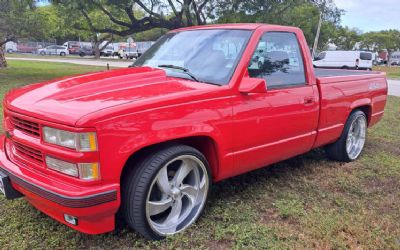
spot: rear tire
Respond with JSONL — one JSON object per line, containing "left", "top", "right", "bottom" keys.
{"left": 122, "top": 144, "right": 211, "bottom": 240}
{"left": 325, "top": 110, "right": 367, "bottom": 162}
{"left": 60, "top": 52, "right": 66, "bottom": 56}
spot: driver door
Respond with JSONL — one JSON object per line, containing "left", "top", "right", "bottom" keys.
{"left": 231, "top": 31, "right": 319, "bottom": 175}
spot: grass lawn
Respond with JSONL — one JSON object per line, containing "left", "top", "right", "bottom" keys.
{"left": 1, "top": 61, "right": 400, "bottom": 249}
{"left": 373, "top": 66, "right": 400, "bottom": 79}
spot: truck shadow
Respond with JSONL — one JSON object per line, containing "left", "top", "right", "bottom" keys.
{"left": 209, "top": 148, "right": 332, "bottom": 200}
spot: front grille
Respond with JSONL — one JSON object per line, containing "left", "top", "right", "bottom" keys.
{"left": 10, "top": 116, "right": 40, "bottom": 137}
{"left": 13, "top": 141, "right": 44, "bottom": 164}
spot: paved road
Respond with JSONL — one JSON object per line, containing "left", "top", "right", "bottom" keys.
{"left": 6, "top": 57, "right": 400, "bottom": 97}
{"left": 7, "top": 57, "right": 133, "bottom": 68}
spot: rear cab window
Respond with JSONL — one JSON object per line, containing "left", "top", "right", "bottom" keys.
{"left": 248, "top": 32, "right": 306, "bottom": 89}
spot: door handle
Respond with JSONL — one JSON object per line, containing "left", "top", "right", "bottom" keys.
{"left": 304, "top": 96, "right": 314, "bottom": 105}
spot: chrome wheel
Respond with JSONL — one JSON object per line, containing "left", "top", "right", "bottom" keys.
{"left": 346, "top": 115, "right": 367, "bottom": 160}
{"left": 145, "top": 155, "right": 209, "bottom": 236}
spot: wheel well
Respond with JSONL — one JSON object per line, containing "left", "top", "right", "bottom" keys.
{"left": 120, "top": 136, "right": 219, "bottom": 183}
{"left": 354, "top": 105, "right": 371, "bottom": 125}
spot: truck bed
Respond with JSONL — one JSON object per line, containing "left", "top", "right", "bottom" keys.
{"left": 315, "top": 68, "right": 377, "bottom": 77}
{"left": 313, "top": 67, "right": 387, "bottom": 149}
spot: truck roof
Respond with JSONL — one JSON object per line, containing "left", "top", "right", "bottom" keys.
{"left": 172, "top": 23, "right": 300, "bottom": 32}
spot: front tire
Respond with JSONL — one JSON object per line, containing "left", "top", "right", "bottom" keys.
{"left": 122, "top": 144, "right": 211, "bottom": 240}
{"left": 325, "top": 110, "right": 367, "bottom": 162}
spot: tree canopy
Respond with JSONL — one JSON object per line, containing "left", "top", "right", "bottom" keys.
{"left": 53, "top": 0, "right": 214, "bottom": 37}
{"left": 1, "top": 0, "right": 37, "bottom": 67}
{"left": 360, "top": 30, "right": 400, "bottom": 52}
{"left": 0, "top": 0, "right": 37, "bottom": 46}
{"left": 331, "top": 26, "right": 361, "bottom": 50}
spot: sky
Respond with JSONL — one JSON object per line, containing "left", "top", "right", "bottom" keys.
{"left": 334, "top": 0, "right": 400, "bottom": 32}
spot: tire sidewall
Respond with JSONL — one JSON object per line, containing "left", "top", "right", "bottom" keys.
{"left": 342, "top": 110, "right": 367, "bottom": 161}
{"left": 122, "top": 145, "right": 212, "bottom": 239}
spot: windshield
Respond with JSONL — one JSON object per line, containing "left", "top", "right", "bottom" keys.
{"left": 134, "top": 29, "right": 252, "bottom": 85}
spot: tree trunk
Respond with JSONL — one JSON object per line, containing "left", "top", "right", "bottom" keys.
{"left": 0, "top": 46, "right": 7, "bottom": 68}
{"left": 93, "top": 38, "right": 102, "bottom": 59}
{"left": 387, "top": 51, "right": 392, "bottom": 67}
{"left": 94, "top": 45, "right": 101, "bottom": 59}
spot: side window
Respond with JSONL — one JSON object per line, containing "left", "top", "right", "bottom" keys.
{"left": 360, "top": 52, "right": 372, "bottom": 60}
{"left": 248, "top": 32, "right": 306, "bottom": 89}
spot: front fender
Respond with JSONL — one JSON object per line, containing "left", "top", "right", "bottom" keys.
{"left": 95, "top": 101, "right": 234, "bottom": 183}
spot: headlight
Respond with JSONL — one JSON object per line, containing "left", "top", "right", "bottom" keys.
{"left": 43, "top": 127, "right": 97, "bottom": 152}
{"left": 45, "top": 156, "right": 79, "bottom": 177}
{"left": 45, "top": 156, "right": 100, "bottom": 180}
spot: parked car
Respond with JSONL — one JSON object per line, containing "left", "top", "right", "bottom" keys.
{"left": 313, "top": 50, "right": 373, "bottom": 70}
{"left": 0, "top": 24, "right": 388, "bottom": 240}
{"left": 63, "top": 41, "right": 92, "bottom": 55}
{"left": 38, "top": 45, "right": 69, "bottom": 56}
{"left": 78, "top": 46, "right": 95, "bottom": 57}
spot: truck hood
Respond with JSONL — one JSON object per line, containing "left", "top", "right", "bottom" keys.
{"left": 5, "top": 67, "right": 212, "bottom": 126}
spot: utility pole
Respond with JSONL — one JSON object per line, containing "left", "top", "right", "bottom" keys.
{"left": 312, "top": 12, "right": 323, "bottom": 59}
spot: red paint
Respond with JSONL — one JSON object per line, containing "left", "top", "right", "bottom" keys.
{"left": 0, "top": 24, "right": 387, "bottom": 234}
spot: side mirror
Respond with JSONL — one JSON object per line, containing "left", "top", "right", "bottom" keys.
{"left": 239, "top": 77, "right": 267, "bottom": 94}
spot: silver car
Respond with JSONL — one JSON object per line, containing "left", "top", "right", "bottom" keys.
{"left": 38, "top": 45, "right": 69, "bottom": 56}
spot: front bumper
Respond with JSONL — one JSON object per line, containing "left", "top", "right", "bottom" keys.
{"left": 0, "top": 135, "right": 120, "bottom": 234}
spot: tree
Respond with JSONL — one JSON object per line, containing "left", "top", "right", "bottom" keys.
{"left": 215, "top": 0, "right": 342, "bottom": 49}
{"left": 0, "top": 0, "right": 36, "bottom": 68}
{"left": 32, "top": 5, "right": 93, "bottom": 43}
{"left": 135, "top": 28, "right": 168, "bottom": 41}
{"left": 331, "top": 26, "right": 361, "bottom": 50}
{"left": 53, "top": 0, "right": 215, "bottom": 36}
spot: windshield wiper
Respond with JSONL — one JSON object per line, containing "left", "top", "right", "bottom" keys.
{"left": 158, "top": 64, "right": 200, "bottom": 82}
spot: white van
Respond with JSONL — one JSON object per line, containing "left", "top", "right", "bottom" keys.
{"left": 313, "top": 51, "right": 373, "bottom": 70}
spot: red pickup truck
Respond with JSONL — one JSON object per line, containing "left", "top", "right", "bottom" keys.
{"left": 0, "top": 24, "right": 387, "bottom": 239}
